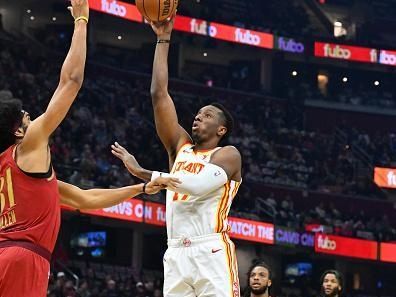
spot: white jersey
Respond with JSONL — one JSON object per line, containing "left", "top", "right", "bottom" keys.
{"left": 166, "top": 143, "right": 241, "bottom": 239}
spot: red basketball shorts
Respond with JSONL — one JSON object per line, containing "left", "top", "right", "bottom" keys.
{"left": 0, "top": 246, "right": 50, "bottom": 297}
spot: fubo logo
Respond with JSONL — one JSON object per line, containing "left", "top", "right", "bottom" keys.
{"left": 387, "top": 171, "right": 396, "bottom": 186}
{"left": 380, "top": 50, "right": 396, "bottom": 66}
{"left": 101, "top": 0, "right": 127, "bottom": 17}
{"left": 190, "top": 19, "right": 217, "bottom": 37}
{"left": 316, "top": 42, "right": 377, "bottom": 63}
{"left": 277, "top": 37, "right": 305, "bottom": 53}
{"left": 317, "top": 235, "right": 337, "bottom": 250}
{"left": 235, "top": 29, "right": 261, "bottom": 46}
{"left": 323, "top": 43, "right": 351, "bottom": 59}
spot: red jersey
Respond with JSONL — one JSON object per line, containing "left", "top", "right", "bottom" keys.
{"left": 0, "top": 145, "right": 60, "bottom": 253}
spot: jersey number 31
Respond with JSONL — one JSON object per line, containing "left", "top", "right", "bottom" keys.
{"left": 0, "top": 168, "right": 16, "bottom": 215}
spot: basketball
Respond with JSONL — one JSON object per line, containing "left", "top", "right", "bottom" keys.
{"left": 136, "top": 0, "right": 179, "bottom": 23}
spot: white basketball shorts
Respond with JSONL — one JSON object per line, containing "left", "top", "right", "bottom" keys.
{"left": 163, "top": 233, "right": 240, "bottom": 297}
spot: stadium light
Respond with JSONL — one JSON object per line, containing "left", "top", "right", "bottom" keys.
{"left": 334, "top": 21, "right": 347, "bottom": 38}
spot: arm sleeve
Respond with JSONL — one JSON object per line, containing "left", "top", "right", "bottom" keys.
{"left": 151, "top": 163, "right": 228, "bottom": 196}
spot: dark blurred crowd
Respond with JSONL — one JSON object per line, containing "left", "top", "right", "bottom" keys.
{"left": 235, "top": 192, "right": 396, "bottom": 242}
{"left": 1, "top": 34, "right": 396, "bottom": 236}
{"left": 285, "top": 77, "right": 396, "bottom": 111}
{"left": 0, "top": 37, "right": 382, "bottom": 198}
{"left": 178, "top": 0, "right": 396, "bottom": 49}
{"left": 48, "top": 264, "right": 164, "bottom": 297}
{"left": 177, "top": 0, "right": 319, "bottom": 37}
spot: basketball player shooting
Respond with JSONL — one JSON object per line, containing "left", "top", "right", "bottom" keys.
{"left": 0, "top": 1, "right": 178, "bottom": 296}
{"left": 111, "top": 14, "right": 243, "bottom": 297}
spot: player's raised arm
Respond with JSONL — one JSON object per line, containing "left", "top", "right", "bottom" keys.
{"left": 111, "top": 142, "right": 240, "bottom": 196}
{"left": 58, "top": 176, "right": 180, "bottom": 210}
{"left": 21, "top": 0, "right": 89, "bottom": 151}
{"left": 150, "top": 16, "right": 191, "bottom": 161}
{"left": 111, "top": 142, "right": 153, "bottom": 181}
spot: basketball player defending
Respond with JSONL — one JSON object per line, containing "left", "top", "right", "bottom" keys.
{"left": 111, "top": 15, "right": 242, "bottom": 297}
{"left": 0, "top": 2, "right": 178, "bottom": 296}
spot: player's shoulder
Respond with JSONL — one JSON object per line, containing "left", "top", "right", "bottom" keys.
{"left": 213, "top": 145, "right": 241, "bottom": 160}
{"left": 0, "top": 145, "right": 14, "bottom": 160}
{"left": 217, "top": 145, "right": 241, "bottom": 155}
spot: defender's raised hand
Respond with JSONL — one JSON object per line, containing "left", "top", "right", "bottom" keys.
{"left": 68, "top": 0, "right": 90, "bottom": 20}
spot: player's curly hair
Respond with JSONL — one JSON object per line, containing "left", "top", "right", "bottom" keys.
{"left": 320, "top": 270, "right": 343, "bottom": 293}
{"left": 0, "top": 98, "right": 23, "bottom": 153}
{"left": 243, "top": 260, "right": 272, "bottom": 297}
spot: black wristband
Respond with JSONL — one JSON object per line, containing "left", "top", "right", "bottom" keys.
{"left": 157, "top": 39, "right": 170, "bottom": 44}
{"left": 142, "top": 182, "right": 148, "bottom": 194}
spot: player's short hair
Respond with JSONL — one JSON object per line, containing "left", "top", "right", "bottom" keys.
{"left": 320, "top": 269, "right": 343, "bottom": 289}
{"left": 0, "top": 98, "right": 23, "bottom": 152}
{"left": 247, "top": 260, "right": 273, "bottom": 279}
{"left": 210, "top": 102, "right": 234, "bottom": 140}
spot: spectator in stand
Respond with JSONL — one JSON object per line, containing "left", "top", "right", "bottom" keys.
{"left": 51, "top": 272, "right": 67, "bottom": 296}
{"left": 77, "top": 280, "right": 91, "bottom": 297}
{"left": 243, "top": 261, "right": 273, "bottom": 297}
{"left": 319, "top": 270, "right": 343, "bottom": 297}
{"left": 136, "top": 281, "right": 150, "bottom": 297}
{"left": 153, "top": 288, "right": 163, "bottom": 297}
{"left": 103, "top": 279, "right": 118, "bottom": 297}
{"left": 63, "top": 280, "right": 77, "bottom": 297}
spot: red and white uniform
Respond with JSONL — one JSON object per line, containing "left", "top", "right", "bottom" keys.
{"left": 0, "top": 145, "right": 60, "bottom": 297}
{"left": 164, "top": 143, "right": 241, "bottom": 297}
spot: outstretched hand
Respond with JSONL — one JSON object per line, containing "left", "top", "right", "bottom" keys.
{"left": 145, "top": 176, "right": 181, "bottom": 194}
{"left": 111, "top": 142, "right": 142, "bottom": 177}
{"left": 68, "top": 0, "right": 90, "bottom": 20}
{"left": 150, "top": 12, "right": 176, "bottom": 39}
